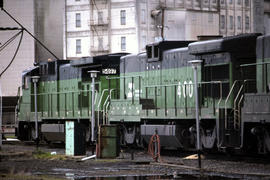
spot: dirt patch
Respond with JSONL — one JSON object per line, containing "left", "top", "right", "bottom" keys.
{"left": 1, "top": 143, "right": 270, "bottom": 179}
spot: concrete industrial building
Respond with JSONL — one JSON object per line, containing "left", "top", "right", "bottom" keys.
{"left": 64, "top": 0, "right": 270, "bottom": 59}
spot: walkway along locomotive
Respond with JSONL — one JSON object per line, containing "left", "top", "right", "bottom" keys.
{"left": 16, "top": 34, "right": 270, "bottom": 154}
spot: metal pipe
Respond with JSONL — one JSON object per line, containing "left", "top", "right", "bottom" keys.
{"left": 88, "top": 71, "right": 99, "bottom": 142}
{"left": 97, "top": 89, "right": 108, "bottom": 126}
{"left": 32, "top": 76, "right": 40, "bottom": 146}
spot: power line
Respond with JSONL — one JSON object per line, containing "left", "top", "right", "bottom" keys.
{"left": 0, "top": 30, "right": 24, "bottom": 77}
{"left": 1, "top": 8, "right": 60, "bottom": 60}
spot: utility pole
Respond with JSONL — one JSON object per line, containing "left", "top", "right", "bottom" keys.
{"left": 189, "top": 60, "right": 202, "bottom": 169}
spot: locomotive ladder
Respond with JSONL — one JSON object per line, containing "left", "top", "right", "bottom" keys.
{"left": 233, "top": 79, "right": 255, "bottom": 130}
{"left": 225, "top": 80, "right": 255, "bottom": 131}
{"left": 225, "top": 80, "right": 240, "bottom": 130}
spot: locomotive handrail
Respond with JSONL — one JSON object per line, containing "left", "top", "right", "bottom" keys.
{"left": 105, "top": 102, "right": 110, "bottom": 125}
{"left": 224, "top": 80, "right": 240, "bottom": 129}
{"left": 144, "top": 81, "right": 227, "bottom": 88}
{"left": 103, "top": 89, "right": 115, "bottom": 125}
{"left": 240, "top": 61, "right": 270, "bottom": 67}
{"left": 97, "top": 89, "right": 108, "bottom": 126}
{"left": 31, "top": 89, "right": 97, "bottom": 95}
{"left": 233, "top": 79, "right": 255, "bottom": 129}
{"left": 144, "top": 81, "right": 225, "bottom": 116}
{"left": 37, "top": 89, "right": 98, "bottom": 118}
{"left": 106, "top": 75, "right": 142, "bottom": 80}
{"left": 237, "top": 95, "right": 244, "bottom": 131}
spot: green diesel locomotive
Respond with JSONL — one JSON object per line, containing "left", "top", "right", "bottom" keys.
{"left": 16, "top": 53, "right": 127, "bottom": 143}
{"left": 16, "top": 33, "right": 270, "bottom": 154}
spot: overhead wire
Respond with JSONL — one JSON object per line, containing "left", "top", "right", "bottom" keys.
{"left": 0, "top": 30, "right": 22, "bottom": 52}
{"left": 0, "top": 30, "right": 24, "bottom": 77}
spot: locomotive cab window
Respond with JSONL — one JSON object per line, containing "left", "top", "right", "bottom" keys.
{"left": 203, "top": 64, "right": 229, "bottom": 98}
{"left": 154, "top": 46, "right": 159, "bottom": 58}
{"left": 23, "top": 76, "right": 29, "bottom": 89}
{"left": 146, "top": 44, "right": 159, "bottom": 61}
{"left": 146, "top": 46, "right": 152, "bottom": 59}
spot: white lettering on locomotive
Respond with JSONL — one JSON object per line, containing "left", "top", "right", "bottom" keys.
{"left": 177, "top": 80, "right": 193, "bottom": 98}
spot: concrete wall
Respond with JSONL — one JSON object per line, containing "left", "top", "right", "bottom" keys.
{"left": 185, "top": 11, "right": 219, "bottom": 40}
{"left": 35, "top": 0, "right": 65, "bottom": 62}
{"left": 264, "top": 0, "right": 270, "bottom": 34}
{"left": 0, "top": 0, "right": 35, "bottom": 96}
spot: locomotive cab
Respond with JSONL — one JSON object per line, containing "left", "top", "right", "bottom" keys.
{"left": 189, "top": 33, "right": 259, "bottom": 152}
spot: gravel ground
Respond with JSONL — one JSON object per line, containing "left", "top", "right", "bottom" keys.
{"left": 0, "top": 142, "right": 270, "bottom": 180}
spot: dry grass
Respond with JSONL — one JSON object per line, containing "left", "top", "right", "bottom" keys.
{"left": 32, "top": 150, "right": 67, "bottom": 161}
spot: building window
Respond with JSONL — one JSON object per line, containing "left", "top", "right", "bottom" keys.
{"left": 229, "top": 15, "right": 233, "bottom": 30}
{"left": 98, "top": 37, "right": 103, "bottom": 50}
{"left": 120, "top": 10, "right": 126, "bottom": 25}
{"left": 208, "top": 14, "right": 213, "bottom": 23}
{"left": 121, "top": 37, "right": 126, "bottom": 51}
{"left": 98, "top": 11, "right": 103, "bottom": 24}
{"left": 142, "top": 35, "right": 146, "bottom": 50}
{"left": 245, "top": 0, "right": 249, "bottom": 6}
{"left": 75, "top": 0, "right": 80, "bottom": 1}
{"left": 76, "top": 13, "right": 81, "bottom": 27}
{"left": 237, "top": 16, "right": 242, "bottom": 29}
{"left": 141, "top": 9, "right": 146, "bottom": 24}
{"left": 245, "top": 16, "right": 250, "bottom": 30}
{"left": 220, "top": 0, "right": 225, "bottom": 4}
{"left": 237, "top": 0, "right": 242, "bottom": 5}
{"left": 229, "top": 0, "right": 233, "bottom": 4}
{"left": 220, "top": 15, "right": 225, "bottom": 29}
{"left": 76, "top": 39, "right": 81, "bottom": 54}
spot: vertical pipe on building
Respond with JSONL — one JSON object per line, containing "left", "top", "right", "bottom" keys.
{"left": 242, "top": 0, "right": 244, "bottom": 34}
{"left": 225, "top": 0, "right": 228, "bottom": 36}
{"left": 108, "top": 0, "right": 111, "bottom": 53}
{"left": 146, "top": 0, "right": 149, "bottom": 45}
{"left": 161, "top": 8, "right": 165, "bottom": 40}
{"left": 234, "top": 0, "right": 236, "bottom": 35}
{"left": 249, "top": 0, "right": 252, "bottom": 33}
{"left": 64, "top": 0, "right": 67, "bottom": 59}
{"left": 135, "top": 0, "right": 140, "bottom": 51}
